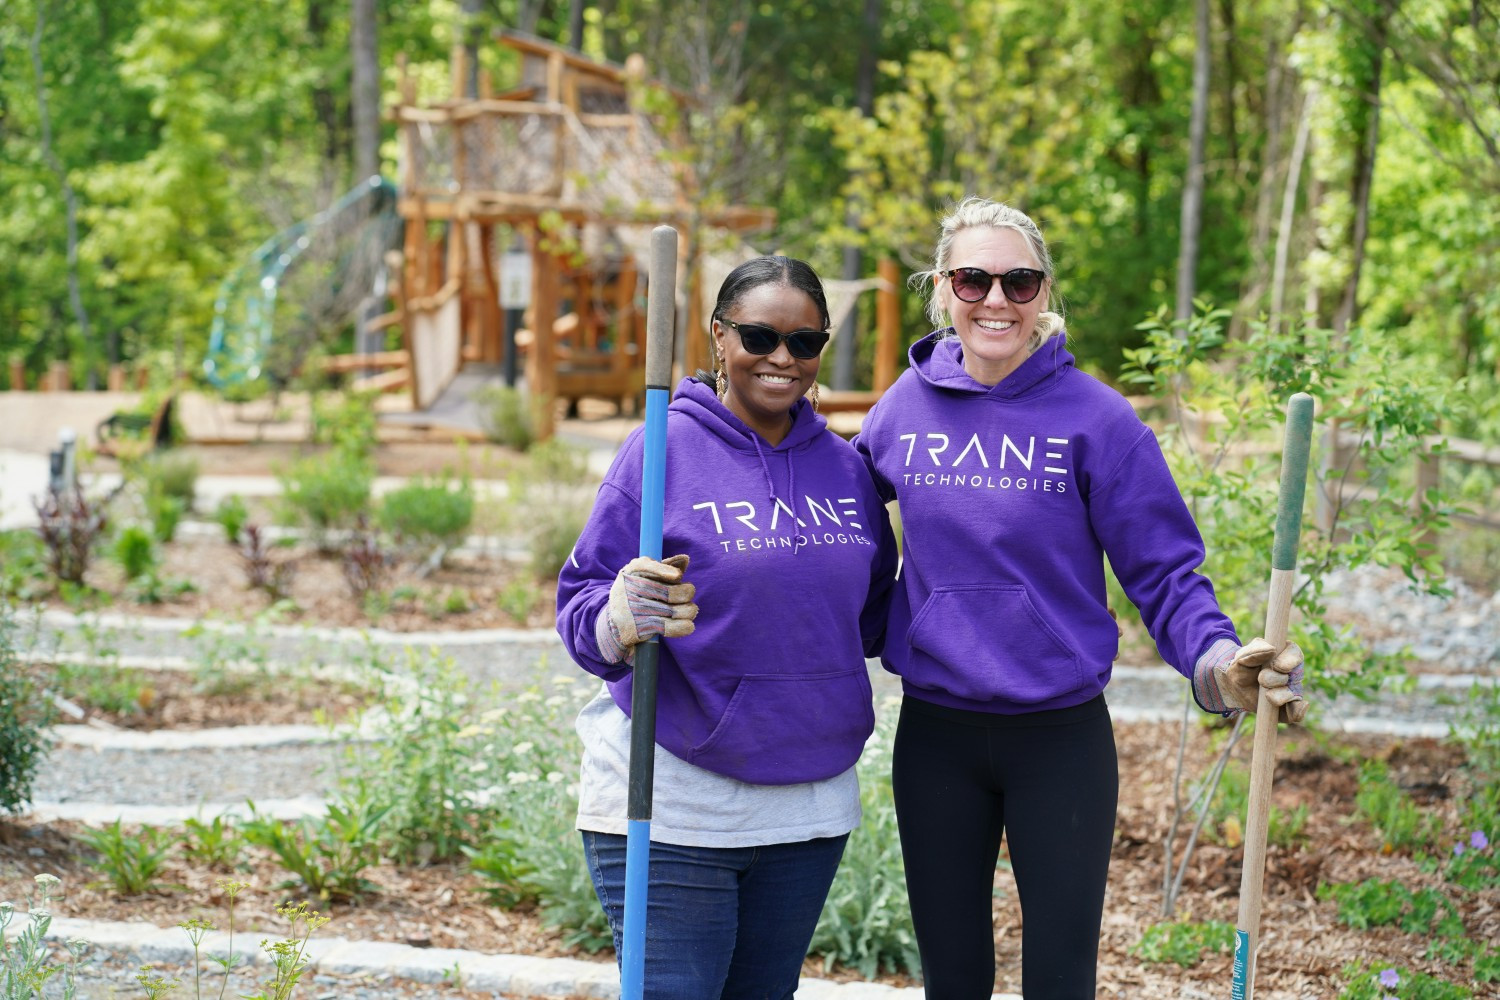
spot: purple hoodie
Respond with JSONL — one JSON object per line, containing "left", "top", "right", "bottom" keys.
{"left": 557, "top": 377, "right": 897, "bottom": 785}
{"left": 854, "top": 331, "right": 1237, "bottom": 714}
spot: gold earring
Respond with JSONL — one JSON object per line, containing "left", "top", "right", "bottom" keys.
{"left": 808, "top": 381, "right": 820, "bottom": 413}
{"left": 715, "top": 354, "right": 728, "bottom": 400}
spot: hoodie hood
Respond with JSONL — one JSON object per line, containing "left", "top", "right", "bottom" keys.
{"left": 907, "top": 329, "right": 1074, "bottom": 400}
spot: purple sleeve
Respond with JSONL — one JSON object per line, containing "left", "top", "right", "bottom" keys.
{"left": 1089, "top": 427, "right": 1239, "bottom": 678}
{"left": 555, "top": 478, "right": 641, "bottom": 683}
{"left": 859, "top": 488, "right": 899, "bottom": 658}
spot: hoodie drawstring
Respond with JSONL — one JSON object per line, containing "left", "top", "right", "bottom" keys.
{"left": 750, "top": 434, "right": 802, "bottom": 556}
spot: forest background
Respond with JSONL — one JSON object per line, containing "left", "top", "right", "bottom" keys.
{"left": 0, "top": 0, "right": 1496, "bottom": 440}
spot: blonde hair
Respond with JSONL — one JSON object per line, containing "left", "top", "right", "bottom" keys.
{"left": 911, "top": 196, "right": 1067, "bottom": 351}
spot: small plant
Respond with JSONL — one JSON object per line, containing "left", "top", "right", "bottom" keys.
{"left": 214, "top": 494, "right": 250, "bottom": 545}
{"left": 147, "top": 490, "right": 185, "bottom": 543}
{"left": 496, "top": 578, "right": 539, "bottom": 623}
{"left": 176, "top": 878, "right": 249, "bottom": 1000}
{"left": 244, "top": 900, "right": 331, "bottom": 1000}
{"left": 1337, "top": 963, "right": 1473, "bottom": 999}
{"left": 377, "top": 475, "right": 474, "bottom": 566}
{"left": 1131, "top": 920, "right": 1234, "bottom": 967}
{"left": 240, "top": 793, "right": 390, "bottom": 902}
{"left": 111, "top": 524, "right": 159, "bottom": 581}
{"left": 135, "top": 451, "right": 199, "bottom": 511}
{"left": 1, "top": 874, "right": 86, "bottom": 999}
{"left": 1, "top": 617, "right": 54, "bottom": 815}
{"left": 77, "top": 819, "right": 174, "bottom": 894}
{"left": 182, "top": 815, "right": 243, "bottom": 870}
{"left": 276, "top": 448, "right": 373, "bottom": 548}
{"left": 0, "top": 529, "right": 49, "bottom": 601}
{"left": 442, "top": 587, "right": 472, "bottom": 615}
{"left": 1203, "top": 758, "right": 1308, "bottom": 849}
{"left": 507, "top": 440, "right": 595, "bottom": 577}
{"left": 1355, "top": 759, "right": 1445, "bottom": 853}
{"left": 473, "top": 383, "right": 535, "bottom": 450}
{"left": 34, "top": 487, "right": 108, "bottom": 586}
{"left": 309, "top": 389, "right": 378, "bottom": 458}
{"left": 239, "top": 524, "right": 297, "bottom": 600}
{"left": 341, "top": 516, "right": 394, "bottom": 605}
{"left": 54, "top": 661, "right": 154, "bottom": 717}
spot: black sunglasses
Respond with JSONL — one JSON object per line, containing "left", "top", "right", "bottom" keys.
{"left": 941, "top": 266, "right": 1046, "bottom": 305}
{"left": 722, "top": 319, "right": 830, "bottom": 360}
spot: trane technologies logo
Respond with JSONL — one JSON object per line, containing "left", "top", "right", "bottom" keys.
{"left": 691, "top": 496, "right": 876, "bottom": 553}
{"left": 896, "top": 431, "right": 1071, "bottom": 493}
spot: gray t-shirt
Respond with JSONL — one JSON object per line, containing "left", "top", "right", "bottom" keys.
{"left": 574, "top": 686, "right": 861, "bottom": 848}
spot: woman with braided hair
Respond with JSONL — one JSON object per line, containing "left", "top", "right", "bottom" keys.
{"left": 557, "top": 254, "right": 897, "bottom": 1000}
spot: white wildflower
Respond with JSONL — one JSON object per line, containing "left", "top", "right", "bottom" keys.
{"left": 513, "top": 741, "right": 535, "bottom": 755}
{"left": 506, "top": 772, "right": 537, "bottom": 785}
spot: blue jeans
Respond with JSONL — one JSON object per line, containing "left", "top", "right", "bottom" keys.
{"left": 581, "top": 831, "right": 848, "bottom": 1000}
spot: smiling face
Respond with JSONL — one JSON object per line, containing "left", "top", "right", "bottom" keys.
{"left": 713, "top": 281, "right": 823, "bottom": 445}
{"left": 937, "top": 225, "right": 1051, "bottom": 387}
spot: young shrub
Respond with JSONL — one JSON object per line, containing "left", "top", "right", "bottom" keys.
{"left": 112, "top": 524, "right": 159, "bottom": 581}
{"left": 0, "top": 529, "right": 51, "bottom": 601}
{"left": 377, "top": 475, "right": 475, "bottom": 563}
{"left": 76, "top": 819, "right": 174, "bottom": 894}
{"left": 341, "top": 517, "right": 393, "bottom": 607}
{"left": 0, "top": 616, "right": 54, "bottom": 815}
{"left": 276, "top": 449, "right": 373, "bottom": 549}
{"left": 135, "top": 451, "right": 200, "bottom": 512}
{"left": 215, "top": 494, "right": 250, "bottom": 544}
{"left": 33, "top": 488, "right": 108, "bottom": 586}
{"left": 239, "top": 524, "right": 297, "bottom": 600}
{"left": 507, "top": 440, "right": 596, "bottom": 577}
{"left": 473, "top": 383, "right": 535, "bottom": 451}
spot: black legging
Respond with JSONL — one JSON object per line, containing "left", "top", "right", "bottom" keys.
{"left": 891, "top": 694, "right": 1118, "bottom": 1000}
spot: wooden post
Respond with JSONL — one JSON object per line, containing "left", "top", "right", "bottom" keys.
{"left": 107, "top": 364, "right": 126, "bottom": 391}
{"left": 529, "top": 228, "right": 559, "bottom": 442}
{"left": 47, "top": 360, "right": 69, "bottom": 392}
{"left": 874, "top": 257, "right": 901, "bottom": 392}
{"left": 684, "top": 261, "right": 707, "bottom": 382}
{"left": 7, "top": 355, "right": 24, "bottom": 391}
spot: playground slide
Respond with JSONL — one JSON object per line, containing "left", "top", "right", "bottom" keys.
{"left": 202, "top": 175, "right": 401, "bottom": 389}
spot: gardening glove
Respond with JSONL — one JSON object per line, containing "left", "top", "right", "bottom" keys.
{"left": 1192, "top": 637, "right": 1308, "bottom": 724}
{"left": 594, "top": 554, "right": 698, "bottom": 665}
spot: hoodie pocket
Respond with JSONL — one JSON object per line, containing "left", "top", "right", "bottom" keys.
{"left": 688, "top": 667, "right": 875, "bottom": 784}
{"left": 905, "top": 585, "right": 1083, "bottom": 705}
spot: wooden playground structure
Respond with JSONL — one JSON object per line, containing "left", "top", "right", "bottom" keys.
{"left": 385, "top": 31, "right": 902, "bottom": 439}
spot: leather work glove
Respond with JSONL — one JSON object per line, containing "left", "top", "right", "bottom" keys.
{"left": 1192, "top": 637, "right": 1308, "bottom": 724}
{"left": 594, "top": 554, "right": 698, "bottom": 664}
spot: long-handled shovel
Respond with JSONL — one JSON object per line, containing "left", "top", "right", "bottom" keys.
{"left": 621, "top": 224, "right": 679, "bottom": 1000}
{"left": 1232, "top": 391, "right": 1315, "bottom": 1000}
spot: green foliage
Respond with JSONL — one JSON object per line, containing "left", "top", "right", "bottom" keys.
{"left": 0, "top": 875, "right": 83, "bottom": 1000}
{"left": 1131, "top": 920, "right": 1234, "bottom": 967}
{"left": 214, "top": 494, "right": 250, "bottom": 545}
{"left": 239, "top": 792, "right": 390, "bottom": 902}
{"left": 1337, "top": 962, "right": 1473, "bottom": 1000}
{"left": 809, "top": 703, "right": 920, "bottom": 978}
{"left": 181, "top": 815, "right": 242, "bottom": 870}
{"left": 1202, "top": 757, "right": 1308, "bottom": 849}
{"left": 377, "top": 475, "right": 475, "bottom": 557}
{"left": 0, "top": 618, "right": 54, "bottom": 816}
{"left": 504, "top": 440, "right": 596, "bottom": 577}
{"left": 53, "top": 661, "right": 151, "bottom": 718}
{"left": 133, "top": 451, "right": 199, "bottom": 511}
{"left": 0, "top": 530, "right": 50, "bottom": 602}
{"left": 496, "top": 578, "right": 540, "bottom": 623}
{"left": 1120, "top": 310, "right": 1462, "bottom": 706}
{"left": 76, "top": 819, "right": 173, "bottom": 894}
{"left": 111, "top": 524, "right": 158, "bottom": 581}
{"left": 242, "top": 901, "right": 330, "bottom": 1000}
{"left": 1318, "top": 878, "right": 1457, "bottom": 935}
{"left": 146, "top": 491, "right": 184, "bottom": 543}
{"left": 473, "top": 384, "right": 536, "bottom": 451}
{"left": 275, "top": 448, "right": 373, "bottom": 547}
{"left": 1355, "top": 760, "right": 1445, "bottom": 853}
{"left": 310, "top": 391, "right": 379, "bottom": 459}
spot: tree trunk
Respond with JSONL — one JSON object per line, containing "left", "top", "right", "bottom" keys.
{"left": 307, "top": 0, "right": 344, "bottom": 168}
{"left": 462, "top": 0, "right": 484, "bottom": 98}
{"left": 833, "top": 0, "right": 881, "bottom": 391}
{"left": 351, "top": 0, "right": 381, "bottom": 183}
{"left": 1271, "top": 86, "right": 1316, "bottom": 328}
{"left": 569, "top": 0, "right": 585, "bottom": 51}
{"left": 1174, "top": 0, "right": 1211, "bottom": 325}
{"left": 1334, "top": 9, "right": 1389, "bottom": 333}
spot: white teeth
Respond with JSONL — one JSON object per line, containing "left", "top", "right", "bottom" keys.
{"left": 976, "top": 319, "right": 1015, "bottom": 332}
{"left": 758, "top": 375, "right": 794, "bottom": 384}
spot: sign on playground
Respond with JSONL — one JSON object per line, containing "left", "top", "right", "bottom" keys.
{"left": 500, "top": 250, "right": 532, "bottom": 309}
